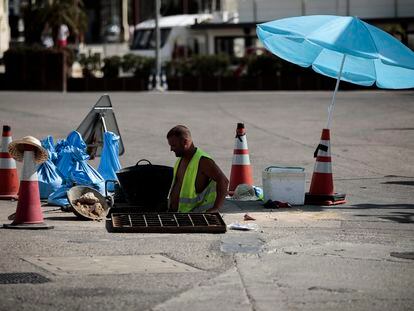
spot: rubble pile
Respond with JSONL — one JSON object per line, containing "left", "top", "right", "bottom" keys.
{"left": 72, "top": 192, "right": 105, "bottom": 219}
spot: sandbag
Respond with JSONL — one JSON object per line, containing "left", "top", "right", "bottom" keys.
{"left": 71, "top": 145, "right": 105, "bottom": 193}
{"left": 48, "top": 131, "right": 105, "bottom": 207}
{"left": 55, "top": 131, "right": 87, "bottom": 168}
{"left": 48, "top": 184, "right": 72, "bottom": 207}
{"left": 98, "top": 132, "right": 122, "bottom": 192}
{"left": 37, "top": 136, "right": 63, "bottom": 199}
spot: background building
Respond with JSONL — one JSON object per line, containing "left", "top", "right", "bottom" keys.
{"left": 3, "top": 0, "right": 414, "bottom": 58}
{"left": 237, "top": 0, "right": 414, "bottom": 46}
{"left": 0, "top": 0, "right": 10, "bottom": 57}
{"left": 201, "top": 0, "right": 414, "bottom": 57}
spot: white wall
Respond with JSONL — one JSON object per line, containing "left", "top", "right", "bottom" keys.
{"left": 398, "top": 0, "right": 414, "bottom": 17}
{"left": 238, "top": 0, "right": 302, "bottom": 22}
{"left": 305, "top": 0, "right": 339, "bottom": 16}
{"left": 348, "top": 0, "right": 394, "bottom": 18}
{"left": 236, "top": 0, "right": 414, "bottom": 23}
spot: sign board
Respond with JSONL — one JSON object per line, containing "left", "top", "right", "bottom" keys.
{"left": 76, "top": 95, "right": 125, "bottom": 158}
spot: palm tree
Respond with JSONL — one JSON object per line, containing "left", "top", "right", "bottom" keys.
{"left": 23, "top": 0, "right": 87, "bottom": 47}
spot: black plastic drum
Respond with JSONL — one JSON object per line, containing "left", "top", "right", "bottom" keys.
{"left": 116, "top": 159, "right": 173, "bottom": 211}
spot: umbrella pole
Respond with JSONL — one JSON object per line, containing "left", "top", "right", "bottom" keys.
{"left": 326, "top": 54, "right": 346, "bottom": 129}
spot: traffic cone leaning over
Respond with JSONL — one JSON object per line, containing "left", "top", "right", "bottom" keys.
{"left": 4, "top": 136, "right": 53, "bottom": 229}
{"left": 0, "top": 125, "right": 19, "bottom": 200}
{"left": 229, "top": 123, "right": 253, "bottom": 195}
{"left": 305, "top": 128, "right": 346, "bottom": 206}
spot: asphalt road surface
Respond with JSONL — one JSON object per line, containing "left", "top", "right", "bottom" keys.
{"left": 0, "top": 90, "right": 413, "bottom": 311}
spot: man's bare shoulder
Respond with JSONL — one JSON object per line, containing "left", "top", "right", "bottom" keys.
{"left": 199, "top": 156, "right": 216, "bottom": 170}
{"left": 198, "top": 156, "right": 227, "bottom": 180}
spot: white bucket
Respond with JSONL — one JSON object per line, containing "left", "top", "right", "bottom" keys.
{"left": 262, "top": 166, "right": 306, "bottom": 205}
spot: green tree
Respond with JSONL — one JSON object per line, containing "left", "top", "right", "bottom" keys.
{"left": 23, "top": 0, "right": 87, "bottom": 47}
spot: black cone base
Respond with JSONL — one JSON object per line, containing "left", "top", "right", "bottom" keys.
{"left": 305, "top": 193, "right": 346, "bottom": 206}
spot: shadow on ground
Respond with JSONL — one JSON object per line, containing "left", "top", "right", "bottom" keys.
{"left": 222, "top": 200, "right": 414, "bottom": 224}
{"left": 349, "top": 203, "right": 414, "bottom": 224}
{"left": 382, "top": 180, "right": 414, "bottom": 186}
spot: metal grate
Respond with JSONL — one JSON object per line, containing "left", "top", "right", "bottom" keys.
{"left": 107, "top": 212, "right": 226, "bottom": 233}
{"left": 0, "top": 272, "right": 50, "bottom": 284}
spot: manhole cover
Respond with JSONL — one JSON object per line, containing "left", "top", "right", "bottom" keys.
{"left": 107, "top": 212, "right": 226, "bottom": 233}
{"left": 23, "top": 255, "right": 201, "bottom": 275}
{"left": 390, "top": 252, "right": 414, "bottom": 260}
{"left": 0, "top": 272, "right": 50, "bottom": 284}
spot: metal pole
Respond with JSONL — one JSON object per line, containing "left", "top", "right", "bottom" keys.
{"left": 122, "top": 0, "right": 129, "bottom": 42}
{"left": 326, "top": 54, "right": 346, "bottom": 129}
{"left": 253, "top": 0, "right": 257, "bottom": 22}
{"left": 394, "top": 0, "right": 399, "bottom": 17}
{"left": 154, "top": 0, "right": 163, "bottom": 91}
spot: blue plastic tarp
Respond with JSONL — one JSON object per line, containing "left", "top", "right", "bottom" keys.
{"left": 98, "top": 131, "right": 122, "bottom": 192}
{"left": 37, "top": 136, "right": 63, "bottom": 199}
{"left": 47, "top": 131, "right": 105, "bottom": 207}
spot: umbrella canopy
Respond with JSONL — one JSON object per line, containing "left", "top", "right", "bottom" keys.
{"left": 257, "top": 15, "right": 414, "bottom": 89}
{"left": 257, "top": 15, "right": 414, "bottom": 127}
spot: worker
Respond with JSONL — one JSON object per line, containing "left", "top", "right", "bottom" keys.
{"left": 167, "top": 125, "right": 229, "bottom": 213}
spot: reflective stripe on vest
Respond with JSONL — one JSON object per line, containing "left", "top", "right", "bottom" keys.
{"left": 173, "top": 148, "right": 217, "bottom": 213}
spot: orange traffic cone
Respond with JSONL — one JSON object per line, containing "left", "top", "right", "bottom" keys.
{"left": 0, "top": 125, "right": 19, "bottom": 200}
{"left": 4, "top": 136, "right": 53, "bottom": 230}
{"left": 229, "top": 123, "right": 253, "bottom": 195}
{"left": 305, "top": 128, "right": 346, "bottom": 205}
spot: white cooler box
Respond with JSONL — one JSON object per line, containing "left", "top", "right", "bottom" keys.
{"left": 262, "top": 166, "right": 306, "bottom": 205}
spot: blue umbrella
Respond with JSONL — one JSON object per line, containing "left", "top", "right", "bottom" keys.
{"left": 257, "top": 15, "right": 414, "bottom": 128}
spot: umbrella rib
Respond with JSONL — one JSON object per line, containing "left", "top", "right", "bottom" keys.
{"left": 359, "top": 20, "right": 380, "bottom": 60}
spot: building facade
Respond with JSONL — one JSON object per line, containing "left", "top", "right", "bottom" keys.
{"left": 4, "top": 0, "right": 413, "bottom": 57}
{"left": 199, "top": 0, "right": 414, "bottom": 57}
{"left": 0, "top": 0, "right": 10, "bottom": 57}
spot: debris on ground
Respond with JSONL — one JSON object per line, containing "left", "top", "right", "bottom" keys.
{"left": 263, "top": 200, "right": 292, "bottom": 209}
{"left": 228, "top": 222, "right": 259, "bottom": 231}
{"left": 244, "top": 214, "right": 256, "bottom": 221}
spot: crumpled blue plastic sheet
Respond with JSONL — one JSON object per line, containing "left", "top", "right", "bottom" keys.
{"left": 37, "top": 136, "right": 63, "bottom": 199}
{"left": 55, "top": 131, "right": 87, "bottom": 167}
{"left": 56, "top": 146, "right": 88, "bottom": 181}
{"left": 98, "top": 131, "right": 122, "bottom": 192}
{"left": 47, "top": 184, "right": 72, "bottom": 207}
{"left": 41, "top": 135, "right": 58, "bottom": 163}
{"left": 66, "top": 131, "right": 87, "bottom": 150}
{"left": 71, "top": 146, "right": 105, "bottom": 194}
{"left": 47, "top": 131, "right": 105, "bottom": 207}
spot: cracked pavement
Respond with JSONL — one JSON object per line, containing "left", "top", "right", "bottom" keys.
{"left": 0, "top": 91, "right": 413, "bottom": 310}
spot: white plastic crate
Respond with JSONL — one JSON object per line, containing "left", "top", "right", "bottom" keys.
{"left": 262, "top": 166, "right": 306, "bottom": 205}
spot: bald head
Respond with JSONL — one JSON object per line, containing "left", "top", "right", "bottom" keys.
{"left": 167, "top": 125, "right": 194, "bottom": 158}
{"left": 167, "top": 125, "right": 192, "bottom": 140}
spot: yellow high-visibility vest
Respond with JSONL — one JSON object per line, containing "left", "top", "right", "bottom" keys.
{"left": 172, "top": 148, "right": 217, "bottom": 213}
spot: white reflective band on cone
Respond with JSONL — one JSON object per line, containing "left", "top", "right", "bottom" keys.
{"left": 314, "top": 161, "right": 332, "bottom": 174}
{"left": 232, "top": 154, "right": 251, "bottom": 165}
{"left": 0, "top": 158, "right": 16, "bottom": 169}
{"left": 21, "top": 151, "right": 38, "bottom": 181}
{"left": 234, "top": 136, "right": 248, "bottom": 150}
{"left": 1, "top": 137, "right": 12, "bottom": 152}
{"left": 317, "top": 140, "right": 331, "bottom": 157}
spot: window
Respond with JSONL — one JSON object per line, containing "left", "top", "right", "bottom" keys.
{"left": 131, "top": 28, "right": 172, "bottom": 50}
{"left": 215, "top": 36, "right": 258, "bottom": 57}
